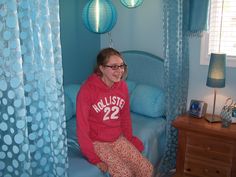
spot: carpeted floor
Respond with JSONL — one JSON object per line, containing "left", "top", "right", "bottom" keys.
{"left": 155, "top": 169, "right": 175, "bottom": 177}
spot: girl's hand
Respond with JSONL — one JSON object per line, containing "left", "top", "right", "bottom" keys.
{"left": 97, "top": 162, "right": 108, "bottom": 172}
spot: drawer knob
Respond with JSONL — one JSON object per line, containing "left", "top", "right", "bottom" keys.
{"left": 186, "top": 168, "right": 191, "bottom": 172}
{"left": 206, "top": 146, "right": 211, "bottom": 151}
{"left": 204, "top": 168, "right": 209, "bottom": 173}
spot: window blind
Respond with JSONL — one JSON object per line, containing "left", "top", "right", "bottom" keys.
{"left": 208, "top": 0, "right": 236, "bottom": 57}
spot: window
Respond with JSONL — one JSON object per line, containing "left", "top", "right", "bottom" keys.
{"left": 200, "top": 0, "right": 236, "bottom": 67}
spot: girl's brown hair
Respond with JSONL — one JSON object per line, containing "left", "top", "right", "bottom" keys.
{"left": 94, "top": 48, "right": 127, "bottom": 79}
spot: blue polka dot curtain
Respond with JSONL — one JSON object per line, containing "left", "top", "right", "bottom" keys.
{"left": 0, "top": 0, "right": 68, "bottom": 176}
{"left": 158, "top": 0, "right": 210, "bottom": 174}
{"left": 158, "top": 0, "right": 189, "bottom": 172}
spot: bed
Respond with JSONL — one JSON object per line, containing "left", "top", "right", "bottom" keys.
{"left": 64, "top": 50, "right": 167, "bottom": 177}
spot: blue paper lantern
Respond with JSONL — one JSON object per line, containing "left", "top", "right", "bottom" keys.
{"left": 120, "top": 0, "right": 143, "bottom": 8}
{"left": 82, "top": 0, "right": 117, "bottom": 34}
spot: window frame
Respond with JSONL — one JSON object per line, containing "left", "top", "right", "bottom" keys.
{"left": 200, "top": 0, "right": 236, "bottom": 68}
{"left": 200, "top": 32, "right": 236, "bottom": 68}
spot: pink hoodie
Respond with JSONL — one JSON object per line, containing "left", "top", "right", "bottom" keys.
{"left": 76, "top": 74, "right": 144, "bottom": 164}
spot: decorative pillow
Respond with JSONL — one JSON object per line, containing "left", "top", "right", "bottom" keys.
{"left": 64, "top": 93, "right": 74, "bottom": 120}
{"left": 66, "top": 118, "right": 80, "bottom": 151}
{"left": 126, "top": 80, "right": 137, "bottom": 95}
{"left": 130, "top": 84, "right": 165, "bottom": 118}
{"left": 64, "top": 84, "right": 81, "bottom": 119}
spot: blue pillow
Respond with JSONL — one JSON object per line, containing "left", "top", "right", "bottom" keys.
{"left": 64, "top": 93, "right": 74, "bottom": 120}
{"left": 126, "top": 80, "right": 137, "bottom": 95}
{"left": 66, "top": 118, "right": 80, "bottom": 151}
{"left": 64, "top": 84, "right": 81, "bottom": 118}
{"left": 130, "top": 84, "right": 165, "bottom": 118}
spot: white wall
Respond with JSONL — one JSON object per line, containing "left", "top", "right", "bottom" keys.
{"left": 101, "top": 0, "right": 236, "bottom": 114}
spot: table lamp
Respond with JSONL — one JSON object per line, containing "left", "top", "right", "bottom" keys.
{"left": 206, "top": 53, "right": 226, "bottom": 122}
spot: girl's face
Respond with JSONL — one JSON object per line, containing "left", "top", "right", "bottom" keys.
{"left": 99, "top": 55, "right": 125, "bottom": 87}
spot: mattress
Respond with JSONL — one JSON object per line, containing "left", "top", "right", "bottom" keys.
{"left": 66, "top": 113, "right": 166, "bottom": 177}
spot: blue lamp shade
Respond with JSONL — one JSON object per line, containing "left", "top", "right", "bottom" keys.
{"left": 82, "top": 0, "right": 117, "bottom": 34}
{"left": 206, "top": 53, "right": 226, "bottom": 88}
{"left": 120, "top": 0, "right": 143, "bottom": 8}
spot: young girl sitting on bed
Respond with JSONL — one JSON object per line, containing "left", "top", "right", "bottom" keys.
{"left": 76, "top": 48, "right": 153, "bottom": 177}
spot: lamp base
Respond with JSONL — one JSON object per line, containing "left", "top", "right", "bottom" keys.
{"left": 205, "top": 115, "right": 221, "bottom": 123}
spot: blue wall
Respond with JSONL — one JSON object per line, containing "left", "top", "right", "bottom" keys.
{"left": 59, "top": 0, "right": 100, "bottom": 85}
{"left": 101, "top": 0, "right": 163, "bottom": 56}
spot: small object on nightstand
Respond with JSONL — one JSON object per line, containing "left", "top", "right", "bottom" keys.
{"left": 232, "top": 106, "right": 236, "bottom": 117}
{"left": 220, "top": 98, "right": 234, "bottom": 127}
{"left": 221, "top": 117, "right": 232, "bottom": 128}
{"left": 188, "top": 100, "right": 207, "bottom": 118}
{"left": 232, "top": 106, "right": 236, "bottom": 123}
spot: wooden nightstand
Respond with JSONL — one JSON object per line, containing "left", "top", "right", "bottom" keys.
{"left": 173, "top": 114, "right": 236, "bottom": 177}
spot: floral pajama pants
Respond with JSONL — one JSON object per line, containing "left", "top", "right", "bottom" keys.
{"left": 93, "top": 136, "right": 154, "bottom": 177}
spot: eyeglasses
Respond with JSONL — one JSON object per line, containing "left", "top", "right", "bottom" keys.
{"left": 103, "top": 64, "right": 127, "bottom": 70}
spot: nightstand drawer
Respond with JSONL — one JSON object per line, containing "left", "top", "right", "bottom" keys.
{"left": 186, "top": 132, "right": 233, "bottom": 164}
{"left": 186, "top": 132, "right": 233, "bottom": 155}
{"left": 186, "top": 145, "right": 232, "bottom": 164}
{"left": 184, "top": 158, "right": 231, "bottom": 177}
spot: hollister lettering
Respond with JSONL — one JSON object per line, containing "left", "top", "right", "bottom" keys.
{"left": 92, "top": 96, "right": 125, "bottom": 113}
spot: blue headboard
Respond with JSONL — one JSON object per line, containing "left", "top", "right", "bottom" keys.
{"left": 121, "top": 50, "right": 164, "bottom": 89}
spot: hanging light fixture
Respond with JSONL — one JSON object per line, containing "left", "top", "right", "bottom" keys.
{"left": 82, "top": 0, "right": 117, "bottom": 34}
{"left": 120, "top": 0, "right": 143, "bottom": 8}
